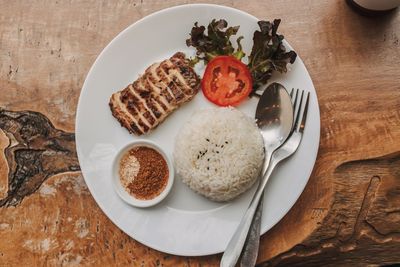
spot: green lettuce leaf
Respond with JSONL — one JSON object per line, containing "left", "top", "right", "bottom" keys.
{"left": 248, "top": 19, "right": 297, "bottom": 94}
{"left": 186, "top": 19, "right": 245, "bottom": 65}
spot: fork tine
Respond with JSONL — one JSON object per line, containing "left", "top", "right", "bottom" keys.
{"left": 292, "top": 89, "right": 299, "bottom": 123}
{"left": 292, "top": 89, "right": 299, "bottom": 104}
{"left": 293, "top": 90, "right": 304, "bottom": 131}
{"left": 289, "top": 88, "right": 294, "bottom": 98}
{"left": 299, "top": 92, "right": 310, "bottom": 133}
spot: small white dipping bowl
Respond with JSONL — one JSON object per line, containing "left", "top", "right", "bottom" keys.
{"left": 112, "top": 140, "right": 174, "bottom": 208}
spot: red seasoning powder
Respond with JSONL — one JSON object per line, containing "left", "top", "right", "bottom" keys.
{"left": 119, "top": 146, "right": 169, "bottom": 200}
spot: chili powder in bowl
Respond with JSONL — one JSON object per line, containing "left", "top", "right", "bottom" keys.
{"left": 112, "top": 140, "right": 174, "bottom": 208}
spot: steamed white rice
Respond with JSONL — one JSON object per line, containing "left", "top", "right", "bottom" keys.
{"left": 173, "top": 107, "right": 264, "bottom": 201}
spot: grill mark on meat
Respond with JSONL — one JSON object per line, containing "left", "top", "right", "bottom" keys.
{"left": 158, "top": 62, "right": 187, "bottom": 103}
{"left": 119, "top": 92, "right": 151, "bottom": 131}
{"left": 170, "top": 56, "right": 200, "bottom": 90}
{"left": 149, "top": 64, "right": 179, "bottom": 105}
{"left": 180, "top": 66, "right": 200, "bottom": 88}
{"left": 160, "top": 62, "right": 188, "bottom": 95}
{"left": 167, "top": 79, "right": 186, "bottom": 103}
{"left": 129, "top": 122, "right": 142, "bottom": 135}
{"left": 140, "top": 77, "right": 170, "bottom": 112}
{"left": 122, "top": 84, "right": 156, "bottom": 127}
{"left": 110, "top": 93, "right": 143, "bottom": 135}
{"left": 136, "top": 77, "right": 169, "bottom": 114}
{"left": 143, "top": 66, "right": 176, "bottom": 108}
{"left": 160, "top": 70, "right": 192, "bottom": 104}
{"left": 161, "top": 60, "right": 197, "bottom": 97}
{"left": 109, "top": 52, "right": 200, "bottom": 135}
{"left": 142, "top": 110, "right": 155, "bottom": 126}
{"left": 147, "top": 75, "right": 175, "bottom": 104}
{"left": 120, "top": 91, "right": 153, "bottom": 131}
{"left": 169, "top": 68, "right": 197, "bottom": 96}
{"left": 124, "top": 84, "right": 156, "bottom": 126}
{"left": 131, "top": 81, "right": 162, "bottom": 120}
{"left": 136, "top": 118, "right": 149, "bottom": 133}
{"left": 147, "top": 63, "right": 177, "bottom": 104}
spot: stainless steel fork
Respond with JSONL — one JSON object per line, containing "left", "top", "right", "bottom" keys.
{"left": 221, "top": 89, "right": 310, "bottom": 267}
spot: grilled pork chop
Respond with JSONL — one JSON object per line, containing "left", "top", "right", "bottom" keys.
{"left": 109, "top": 52, "right": 200, "bottom": 135}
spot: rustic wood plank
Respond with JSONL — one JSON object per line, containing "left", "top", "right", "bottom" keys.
{"left": 261, "top": 152, "right": 400, "bottom": 266}
{"left": 0, "top": 0, "right": 399, "bottom": 266}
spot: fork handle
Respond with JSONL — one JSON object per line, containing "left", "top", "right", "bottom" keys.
{"left": 240, "top": 191, "right": 263, "bottom": 267}
{"left": 220, "top": 158, "right": 278, "bottom": 267}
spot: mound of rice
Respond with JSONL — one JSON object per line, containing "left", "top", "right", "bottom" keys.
{"left": 173, "top": 107, "right": 264, "bottom": 202}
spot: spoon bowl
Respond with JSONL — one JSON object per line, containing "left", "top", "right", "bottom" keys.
{"left": 256, "top": 82, "right": 294, "bottom": 161}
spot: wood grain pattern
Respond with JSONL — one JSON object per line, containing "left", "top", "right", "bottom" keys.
{"left": 261, "top": 152, "right": 400, "bottom": 266}
{"left": 0, "top": 0, "right": 399, "bottom": 266}
{"left": 0, "top": 109, "right": 80, "bottom": 207}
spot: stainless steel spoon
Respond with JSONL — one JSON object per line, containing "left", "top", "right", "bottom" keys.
{"left": 220, "top": 83, "right": 293, "bottom": 267}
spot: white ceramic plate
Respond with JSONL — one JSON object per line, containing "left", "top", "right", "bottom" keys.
{"left": 76, "top": 4, "right": 320, "bottom": 256}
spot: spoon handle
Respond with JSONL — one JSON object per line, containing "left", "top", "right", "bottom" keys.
{"left": 220, "top": 157, "right": 277, "bottom": 267}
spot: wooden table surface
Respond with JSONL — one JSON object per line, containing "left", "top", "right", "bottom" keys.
{"left": 1, "top": 0, "right": 399, "bottom": 266}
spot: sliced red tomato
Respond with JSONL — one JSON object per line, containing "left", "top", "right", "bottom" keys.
{"left": 201, "top": 56, "right": 252, "bottom": 106}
